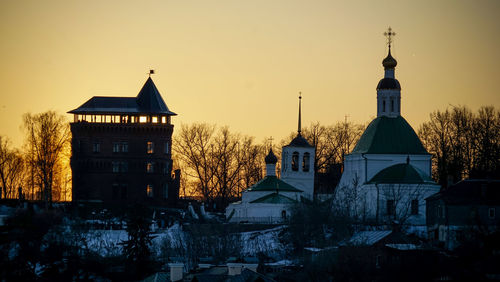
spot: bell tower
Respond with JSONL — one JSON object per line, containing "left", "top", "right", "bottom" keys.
{"left": 280, "top": 93, "right": 315, "bottom": 199}
{"left": 377, "top": 27, "right": 401, "bottom": 118}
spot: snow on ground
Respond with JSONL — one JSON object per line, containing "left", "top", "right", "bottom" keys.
{"left": 239, "top": 226, "right": 286, "bottom": 256}
{"left": 81, "top": 224, "right": 286, "bottom": 258}
{"left": 82, "top": 223, "right": 187, "bottom": 257}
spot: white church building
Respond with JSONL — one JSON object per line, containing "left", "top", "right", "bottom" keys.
{"left": 226, "top": 97, "right": 315, "bottom": 223}
{"left": 334, "top": 30, "right": 440, "bottom": 226}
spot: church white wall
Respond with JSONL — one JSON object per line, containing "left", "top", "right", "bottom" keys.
{"left": 334, "top": 182, "right": 439, "bottom": 226}
{"left": 337, "top": 153, "right": 432, "bottom": 189}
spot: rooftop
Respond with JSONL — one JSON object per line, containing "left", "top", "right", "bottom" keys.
{"left": 250, "top": 192, "right": 298, "bottom": 204}
{"left": 367, "top": 163, "right": 435, "bottom": 185}
{"left": 69, "top": 77, "right": 176, "bottom": 115}
{"left": 246, "top": 176, "right": 303, "bottom": 193}
{"left": 351, "top": 116, "right": 428, "bottom": 155}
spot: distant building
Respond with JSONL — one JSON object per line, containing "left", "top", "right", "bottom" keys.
{"left": 226, "top": 148, "right": 303, "bottom": 223}
{"left": 69, "top": 76, "right": 180, "bottom": 206}
{"left": 335, "top": 30, "right": 440, "bottom": 226}
{"left": 225, "top": 96, "right": 315, "bottom": 223}
{"left": 426, "top": 179, "right": 500, "bottom": 250}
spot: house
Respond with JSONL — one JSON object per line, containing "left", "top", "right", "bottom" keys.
{"left": 426, "top": 179, "right": 500, "bottom": 250}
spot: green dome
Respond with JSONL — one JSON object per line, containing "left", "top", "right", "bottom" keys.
{"left": 367, "top": 163, "right": 435, "bottom": 184}
{"left": 351, "top": 116, "right": 428, "bottom": 155}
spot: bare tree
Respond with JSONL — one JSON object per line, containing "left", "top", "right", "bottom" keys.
{"left": 22, "top": 111, "right": 70, "bottom": 208}
{"left": 419, "top": 105, "right": 500, "bottom": 187}
{"left": 174, "top": 123, "right": 216, "bottom": 200}
{"left": 174, "top": 123, "right": 265, "bottom": 207}
{"left": 0, "top": 136, "right": 25, "bottom": 199}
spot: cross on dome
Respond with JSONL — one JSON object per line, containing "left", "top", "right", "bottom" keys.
{"left": 384, "top": 27, "right": 396, "bottom": 48}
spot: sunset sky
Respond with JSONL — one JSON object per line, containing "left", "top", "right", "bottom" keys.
{"left": 1, "top": 0, "right": 499, "bottom": 147}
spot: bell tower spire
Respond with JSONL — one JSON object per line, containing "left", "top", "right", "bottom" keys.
{"left": 377, "top": 27, "right": 401, "bottom": 118}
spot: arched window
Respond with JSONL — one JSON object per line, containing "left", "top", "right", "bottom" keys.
{"left": 382, "top": 100, "right": 386, "bottom": 112}
{"left": 291, "top": 152, "right": 299, "bottom": 171}
{"left": 391, "top": 100, "right": 394, "bottom": 112}
{"left": 302, "top": 152, "right": 310, "bottom": 172}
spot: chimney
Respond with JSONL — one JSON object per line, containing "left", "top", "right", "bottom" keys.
{"left": 227, "top": 263, "right": 243, "bottom": 276}
{"left": 169, "top": 263, "right": 184, "bottom": 281}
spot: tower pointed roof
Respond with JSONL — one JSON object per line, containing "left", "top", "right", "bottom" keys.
{"left": 136, "top": 77, "right": 176, "bottom": 115}
{"left": 286, "top": 93, "right": 313, "bottom": 148}
{"left": 69, "top": 76, "right": 177, "bottom": 115}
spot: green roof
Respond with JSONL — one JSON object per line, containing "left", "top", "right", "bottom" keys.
{"left": 250, "top": 192, "right": 298, "bottom": 204}
{"left": 246, "top": 176, "right": 303, "bottom": 192}
{"left": 351, "top": 116, "right": 428, "bottom": 155}
{"left": 367, "top": 163, "right": 435, "bottom": 184}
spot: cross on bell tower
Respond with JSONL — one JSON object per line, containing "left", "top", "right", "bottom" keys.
{"left": 384, "top": 27, "right": 396, "bottom": 48}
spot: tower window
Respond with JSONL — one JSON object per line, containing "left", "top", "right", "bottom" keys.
{"left": 391, "top": 100, "right": 394, "bottom": 112}
{"left": 302, "top": 152, "right": 310, "bottom": 172}
{"left": 146, "top": 162, "right": 155, "bottom": 173}
{"left": 113, "top": 142, "right": 120, "bottom": 153}
{"left": 112, "top": 162, "right": 120, "bottom": 173}
{"left": 291, "top": 152, "right": 299, "bottom": 171}
{"left": 147, "top": 141, "right": 154, "bottom": 154}
{"left": 122, "top": 142, "right": 128, "bottom": 153}
{"left": 146, "top": 185, "right": 154, "bottom": 197}
{"left": 114, "top": 142, "right": 128, "bottom": 153}
{"left": 93, "top": 142, "right": 100, "bottom": 153}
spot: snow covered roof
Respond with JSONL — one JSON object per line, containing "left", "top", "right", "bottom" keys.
{"left": 348, "top": 230, "right": 392, "bottom": 246}
{"left": 385, "top": 243, "right": 419, "bottom": 250}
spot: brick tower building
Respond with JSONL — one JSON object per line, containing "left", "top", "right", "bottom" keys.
{"left": 69, "top": 75, "right": 179, "bottom": 206}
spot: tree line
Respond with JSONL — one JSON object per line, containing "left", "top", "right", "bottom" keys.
{"left": 176, "top": 105, "right": 499, "bottom": 207}
{"left": 0, "top": 111, "right": 71, "bottom": 207}
{"left": 418, "top": 105, "right": 499, "bottom": 188}
{"left": 1, "top": 105, "right": 498, "bottom": 206}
